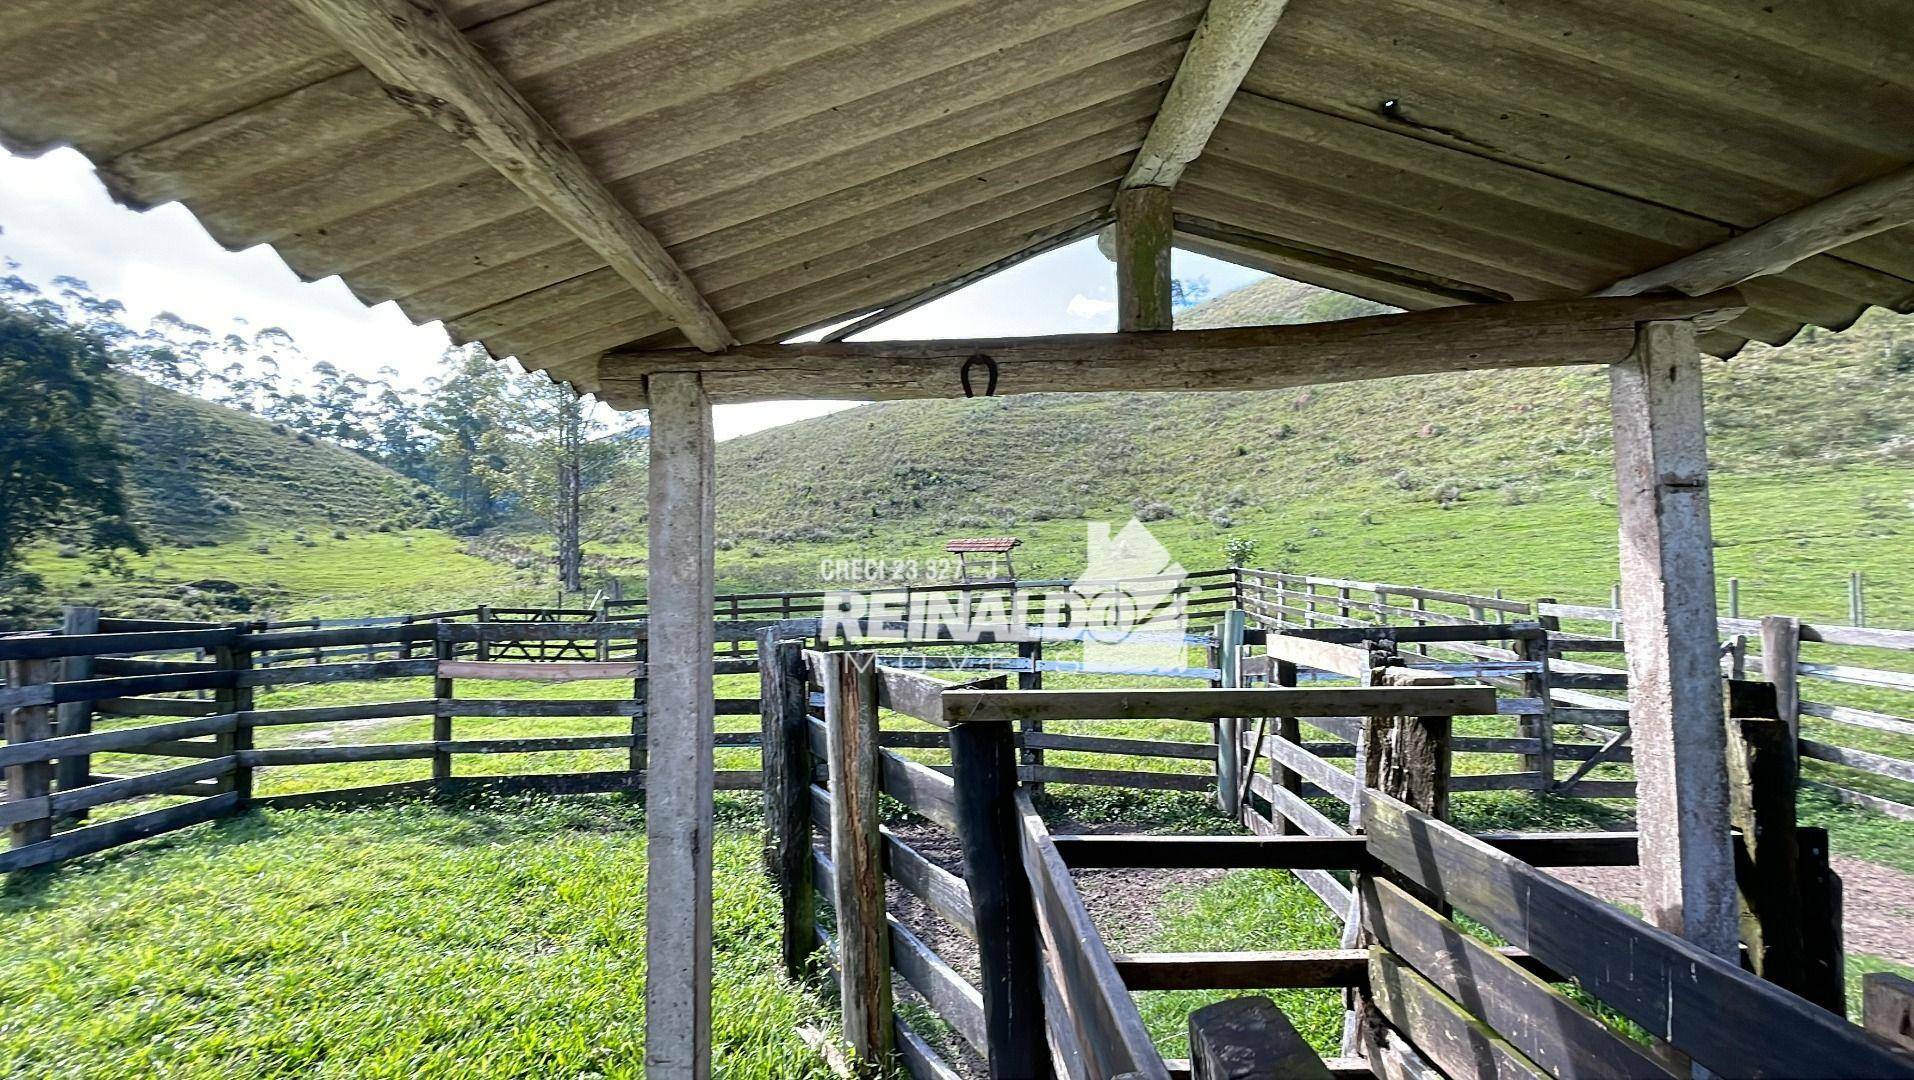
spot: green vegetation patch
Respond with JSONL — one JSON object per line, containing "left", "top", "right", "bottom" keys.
{"left": 0, "top": 796, "right": 832, "bottom": 1079}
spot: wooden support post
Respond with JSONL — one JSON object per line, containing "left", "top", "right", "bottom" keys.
{"left": 1728, "top": 717, "right": 1808, "bottom": 991}
{"left": 1516, "top": 626, "right": 1554, "bottom": 789}
{"left": 1273, "top": 658, "right": 1303, "bottom": 835}
{"left": 631, "top": 633, "right": 649, "bottom": 776}
{"left": 1348, "top": 663, "right": 1453, "bottom": 1055}
{"left": 1115, "top": 186, "right": 1173, "bottom": 332}
{"left": 1018, "top": 639, "right": 1044, "bottom": 798}
{"left": 949, "top": 715, "right": 1049, "bottom": 1079}
{"left": 821, "top": 650, "right": 892, "bottom": 1074}
{"left": 1609, "top": 583, "right": 1623, "bottom": 638}
{"left": 475, "top": 604, "right": 493, "bottom": 661}
{"left": 1762, "top": 616, "right": 1800, "bottom": 739}
{"left": 1728, "top": 577, "right": 1741, "bottom": 620}
{"left": 1217, "top": 610, "right": 1246, "bottom": 816}
{"left": 55, "top": 606, "right": 99, "bottom": 810}
{"left": 1850, "top": 571, "right": 1865, "bottom": 627}
{"left": 433, "top": 633, "right": 455, "bottom": 784}
{"left": 1609, "top": 319, "right": 1737, "bottom": 961}
{"left": 759, "top": 632, "right": 815, "bottom": 979}
{"left": 1796, "top": 826, "right": 1846, "bottom": 1017}
{"left": 5, "top": 655, "right": 55, "bottom": 850}
{"left": 215, "top": 631, "right": 255, "bottom": 804}
{"left": 644, "top": 371, "right": 717, "bottom": 1078}
{"left": 595, "top": 597, "right": 611, "bottom": 662}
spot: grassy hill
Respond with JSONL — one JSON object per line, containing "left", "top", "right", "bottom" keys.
{"left": 581, "top": 277, "right": 1912, "bottom": 618}
{"left": 112, "top": 378, "right": 440, "bottom": 545}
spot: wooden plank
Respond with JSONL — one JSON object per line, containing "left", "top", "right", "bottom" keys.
{"left": 1799, "top": 699, "right": 1914, "bottom": 739}
{"left": 896, "top": 1016, "right": 965, "bottom": 1080}
{"left": 1600, "top": 162, "right": 1914, "bottom": 297}
{"left": 0, "top": 627, "right": 237, "bottom": 661}
{"left": 1799, "top": 779, "right": 1914, "bottom": 822}
{"left": 1020, "top": 731, "right": 1215, "bottom": 760}
{"left": 1051, "top": 834, "right": 1365, "bottom": 869}
{"left": 880, "top": 748, "right": 959, "bottom": 832}
{"left": 1799, "top": 623, "right": 1914, "bottom": 649}
{"left": 875, "top": 666, "right": 949, "bottom": 726}
{"left": 0, "top": 713, "right": 239, "bottom": 769}
{"left": 823, "top": 652, "right": 892, "bottom": 1071}
{"left": 598, "top": 292, "right": 1745, "bottom": 406}
{"left": 285, "top": 0, "right": 731, "bottom": 352}
{"left": 1262, "top": 734, "right": 1359, "bottom": 804}
{"left": 1113, "top": 949, "right": 1365, "bottom": 990}
{"left": 1366, "top": 950, "right": 1549, "bottom": 1080}
{"left": 888, "top": 915, "right": 988, "bottom": 1059}
{"left": 242, "top": 659, "right": 433, "bottom": 686}
{"left": 433, "top": 698, "right": 642, "bottom": 718}
{"left": 1017, "top": 791, "right": 1167, "bottom": 1079}
{"left": 1115, "top": 186, "right": 1173, "bottom": 331}
{"left": 1362, "top": 877, "right": 1676, "bottom": 1079}
{"left": 1124, "top": 0, "right": 1291, "bottom": 188}
{"left": 1609, "top": 319, "right": 1736, "bottom": 959}
{"left": 885, "top": 828, "right": 976, "bottom": 941}
{"left": 43, "top": 756, "right": 235, "bottom": 818}
{"left": 943, "top": 686, "right": 1496, "bottom": 725}
{"left": 1361, "top": 790, "right": 1914, "bottom": 1078}
{"left": 1021, "top": 766, "right": 1213, "bottom": 792}
{"left": 434, "top": 660, "right": 645, "bottom": 681}
{"left": 0, "top": 791, "right": 240, "bottom": 873}
{"left": 1186, "top": 995, "right": 1333, "bottom": 1080}
{"left": 1264, "top": 635, "right": 1373, "bottom": 679}
{"left": 640, "top": 370, "right": 717, "bottom": 1076}
{"left": 53, "top": 607, "right": 101, "bottom": 809}
{"left": 1799, "top": 739, "right": 1914, "bottom": 783}
{"left": 251, "top": 780, "right": 435, "bottom": 810}
{"left": 242, "top": 743, "right": 437, "bottom": 766}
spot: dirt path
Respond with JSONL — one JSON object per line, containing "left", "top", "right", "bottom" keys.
{"left": 1549, "top": 856, "right": 1914, "bottom": 965}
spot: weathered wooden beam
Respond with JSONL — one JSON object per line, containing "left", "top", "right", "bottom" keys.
{"left": 598, "top": 290, "right": 1743, "bottom": 406}
{"left": 1124, "top": 0, "right": 1292, "bottom": 189}
{"left": 1609, "top": 319, "right": 1737, "bottom": 961}
{"left": 822, "top": 652, "right": 893, "bottom": 1074}
{"left": 286, "top": 0, "right": 733, "bottom": 352}
{"left": 1187, "top": 995, "right": 1333, "bottom": 1079}
{"left": 642, "top": 371, "right": 717, "bottom": 1075}
{"left": 1116, "top": 186, "right": 1174, "bottom": 331}
{"left": 1600, "top": 162, "right": 1914, "bottom": 298}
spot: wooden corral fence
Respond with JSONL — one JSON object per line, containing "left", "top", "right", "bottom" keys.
{"left": 1239, "top": 569, "right": 1914, "bottom": 819}
{"left": 765, "top": 649, "right": 1914, "bottom": 1078}
{"left": 0, "top": 614, "right": 810, "bottom": 874}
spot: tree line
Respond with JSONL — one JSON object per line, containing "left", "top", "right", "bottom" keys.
{"left": 0, "top": 271, "right": 634, "bottom": 587}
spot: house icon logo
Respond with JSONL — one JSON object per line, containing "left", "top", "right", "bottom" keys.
{"left": 1073, "top": 519, "right": 1187, "bottom": 674}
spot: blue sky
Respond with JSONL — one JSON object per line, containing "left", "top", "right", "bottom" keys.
{"left": 1, "top": 146, "right": 1263, "bottom": 439}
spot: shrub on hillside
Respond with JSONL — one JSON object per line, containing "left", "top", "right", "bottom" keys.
{"left": 1133, "top": 500, "right": 1174, "bottom": 522}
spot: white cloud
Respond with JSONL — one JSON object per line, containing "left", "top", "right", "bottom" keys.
{"left": 1066, "top": 293, "right": 1117, "bottom": 320}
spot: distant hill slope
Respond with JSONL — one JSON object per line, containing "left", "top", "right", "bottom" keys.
{"left": 589, "top": 277, "right": 1911, "bottom": 547}
{"left": 114, "top": 378, "right": 438, "bottom": 545}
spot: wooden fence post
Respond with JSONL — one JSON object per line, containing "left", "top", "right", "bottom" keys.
{"left": 1850, "top": 571, "right": 1864, "bottom": 627}
{"left": 1761, "top": 615, "right": 1800, "bottom": 739}
{"left": 1018, "top": 638, "right": 1044, "bottom": 798}
{"left": 595, "top": 597, "right": 611, "bottom": 662}
{"left": 475, "top": 604, "right": 493, "bottom": 661}
{"left": 1348, "top": 663, "right": 1454, "bottom": 1055}
{"left": 433, "top": 629, "right": 454, "bottom": 785}
{"left": 949, "top": 714, "right": 1049, "bottom": 1079}
{"left": 1516, "top": 625, "right": 1554, "bottom": 790}
{"left": 55, "top": 605, "right": 100, "bottom": 811}
{"left": 6, "top": 653, "right": 56, "bottom": 850}
{"left": 820, "top": 650, "right": 892, "bottom": 1073}
{"left": 1273, "top": 658, "right": 1303, "bottom": 835}
{"left": 214, "top": 629, "right": 255, "bottom": 803}
{"left": 1216, "top": 611, "right": 1245, "bottom": 816}
{"left": 759, "top": 632, "right": 816, "bottom": 978}
{"left": 1189, "top": 996, "right": 1330, "bottom": 1080}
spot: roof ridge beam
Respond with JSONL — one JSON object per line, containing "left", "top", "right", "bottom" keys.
{"left": 1123, "top": 0, "right": 1292, "bottom": 190}
{"left": 1598, "top": 162, "right": 1914, "bottom": 298}
{"left": 287, "top": 0, "right": 735, "bottom": 353}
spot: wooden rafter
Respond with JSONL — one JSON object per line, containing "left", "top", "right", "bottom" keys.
{"left": 1123, "top": 0, "right": 1293, "bottom": 190}
{"left": 287, "top": 0, "right": 734, "bottom": 353}
{"left": 1599, "top": 162, "right": 1914, "bottom": 298}
{"left": 597, "top": 290, "right": 1743, "bottom": 408}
